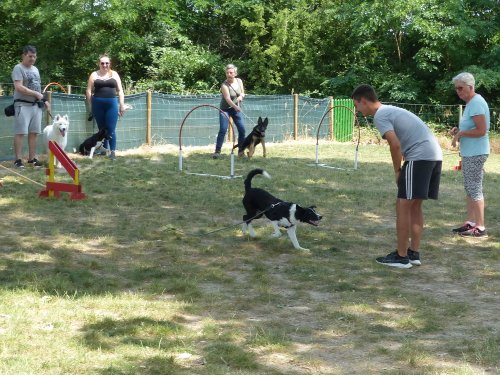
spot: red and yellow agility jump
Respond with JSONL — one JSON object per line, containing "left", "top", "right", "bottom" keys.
{"left": 39, "top": 141, "right": 86, "bottom": 200}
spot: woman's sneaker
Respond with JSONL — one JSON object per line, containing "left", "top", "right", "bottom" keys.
{"left": 452, "top": 223, "right": 474, "bottom": 233}
{"left": 212, "top": 152, "right": 221, "bottom": 159}
{"left": 460, "top": 227, "right": 488, "bottom": 238}
{"left": 376, "top": 251, "right": 412, "bottom": 269}
{"left": 407, "top": 249, "right": 421, "bottom": 266}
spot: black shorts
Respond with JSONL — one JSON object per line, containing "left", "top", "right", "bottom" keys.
{"left": 398, "top": 160, "right": 442, "bottom": 200}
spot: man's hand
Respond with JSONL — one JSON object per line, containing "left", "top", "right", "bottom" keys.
{"left": 395, "top": 169, "right": 401, "bottom": 185}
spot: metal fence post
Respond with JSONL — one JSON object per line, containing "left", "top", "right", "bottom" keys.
{"left": 294, "top": 94, "right": 298, "bottom": 140}
{"left": 329, "top": 96, "right": 333, "bottom": 140}
{"left": 147, "top": 90, "right": 152, "bottom": 145}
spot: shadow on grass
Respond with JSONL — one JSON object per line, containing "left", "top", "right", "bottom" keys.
{"left": 81, "top": 315, "right": 302, "bottom": 375}
{"left": 0, "top": 145, "right": 498, "bottom": 373}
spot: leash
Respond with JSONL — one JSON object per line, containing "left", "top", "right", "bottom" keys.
{"left": 238, "top": 109, "right": 257, "bottom": 126}
{"left": 189, "top": 202, "right": 284, "bottom": 237}
{"left": 235, "top": 101, "right": 257, "bottom": 126}
{"left": 0, "top": 164, "right": 45, "bottom": 187}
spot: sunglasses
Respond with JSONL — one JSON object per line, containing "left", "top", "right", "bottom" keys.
{"left": 100, "top": 62, "right": 110, "bottom": 66}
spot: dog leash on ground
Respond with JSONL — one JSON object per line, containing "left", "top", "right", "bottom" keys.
{"left": 188, "top": 202, "right": 285, "bottom": 237}
{"left": 0, "top": 164, "right": 45, "bottom": 187}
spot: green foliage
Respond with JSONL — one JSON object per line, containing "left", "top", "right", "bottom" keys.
{"left": 0, "top": 0, "right": 498, "bottom": 104}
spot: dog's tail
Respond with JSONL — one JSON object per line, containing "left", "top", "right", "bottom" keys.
{"left": 244, "top": 169, "right": 271, "bottom": 191}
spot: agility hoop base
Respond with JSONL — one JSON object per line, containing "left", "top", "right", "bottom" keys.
{"left": 185, "top": 172, "right": 242, "bottom": 179}
{"left": 307, "top": 163, "right": 358, "bottom": 171}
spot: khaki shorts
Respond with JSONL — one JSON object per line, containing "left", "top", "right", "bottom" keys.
{"left": 14, "top": 104, "right": 42, "bottom": 135}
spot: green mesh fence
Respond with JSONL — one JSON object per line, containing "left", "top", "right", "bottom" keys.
{"left": 333, "top": 99, "right": 355, "bottom": 141}
{"left": 4, "top": 91, "right": 494, "bottom": 161}
{"left": 0, "top": 93, "right": 337, "bottom": 160}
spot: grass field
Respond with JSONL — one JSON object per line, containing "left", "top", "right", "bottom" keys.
{"left": 0, "top": 140, "right": 499, "bottom": 375}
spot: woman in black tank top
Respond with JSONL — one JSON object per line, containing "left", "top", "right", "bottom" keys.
{"left": 86, "top": 54, "right": 126, "bottom": 160}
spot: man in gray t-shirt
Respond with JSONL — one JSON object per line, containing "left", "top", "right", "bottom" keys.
{"left": 11, "top": 45, "right": 50, "bottom": 168}
{"left": 352, "top": 84, "right": 442, "bottom": 269}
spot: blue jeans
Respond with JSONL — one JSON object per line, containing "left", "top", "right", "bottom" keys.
{"left": 92, "top": 96, "right": 118, "bottom": 151}
{"left": 216, "top": 108, "right": 245, "bottom": 152}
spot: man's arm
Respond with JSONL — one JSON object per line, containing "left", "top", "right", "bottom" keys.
{"left": 13, "top": 80, "right": 43, "bottom": 101}
{"left": 384, "top": 130, "right": 403, "bottom": 183}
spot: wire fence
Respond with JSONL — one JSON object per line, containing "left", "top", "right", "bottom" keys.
{"left": 0, "top": 83, "right": 498, "bottom": 161}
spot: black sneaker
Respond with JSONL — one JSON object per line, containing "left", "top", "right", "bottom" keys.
{"left": 14, "top": 159, "right": 25, "bottom": 168}
{"left": 452, "top": 223, "right": 474, "bottom": 233}
{"left": 27, "top": 158, "right": 43, "bottom": 167}
{"left": 376, "top": 251, "right": 412, "bottom": 269}
{"left": 460, "top": 227, "right": 488, "bottom": 238}
{"left": 408, "top": 248, "right": 421, "bottom": 266}
{"left": 212, "top": 152, "right": 221, "bottom": 159}
{"left": 109, "top": 151, "right": 116, "bottom": 160}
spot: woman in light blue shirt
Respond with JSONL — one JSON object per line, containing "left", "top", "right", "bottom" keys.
{"left": 450, "top": 72, "right": 490, "bottom": 237}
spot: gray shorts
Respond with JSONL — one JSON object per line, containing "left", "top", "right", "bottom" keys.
{"left": 462, "top": 155, "right": 488, "bottom": 201}
{"left": 14, "top": 104, "right": 42, "bottom": 135}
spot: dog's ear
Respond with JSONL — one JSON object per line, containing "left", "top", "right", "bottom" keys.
{"left": 263, "top": 117, "right": 268, "bottom": 126}
{"left": 55, "top": 114, "right": 61, "bottom": 121}
{"left": 63, "top": 115, "right": 69, "bottom": 123}
{"left": 258, "top": 116, "right": 263, "bottom": 124}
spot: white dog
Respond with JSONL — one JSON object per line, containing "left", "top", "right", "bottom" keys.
{"left": 43, "top": 114, "right": 69, "bottom": 167}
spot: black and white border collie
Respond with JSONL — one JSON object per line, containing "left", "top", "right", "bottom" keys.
{"left": 242, "top": 169, "right": 322, "bottom": 251}
{"left": 78, "top": 128, "right": 111, "bottom": 156}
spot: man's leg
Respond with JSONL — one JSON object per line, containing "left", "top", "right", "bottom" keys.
{"left": 409, "top": 199, "right": 423, "bottom": 251}
{"left": 28, "top": 133, "right": 37, "bottom": 160}
{"left": 14, "top": 134, "right": 24, "bottom": 160}
{"left": 396, "top": 198, "right": 411, "bottom": 257}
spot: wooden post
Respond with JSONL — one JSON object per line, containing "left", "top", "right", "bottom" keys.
{"left": 293, "top": 93, "right": 298, "bottom": 140}
{"left": 228, "top": 118, "right": 234, "bottom": 143}
{"left": 146, "top": 90, "right": 152, "bottom": 145}
{"left": 67, "top": 85, "right": 72, "bottom": 94}
{"left": 328, "top": 96, "right": 334, "bottom": 141}
{"left": 46, "top": 91, "right": 52, "bottom": 125}
{"left": 459, "top": 104, "right": 463, "bottom": 122}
